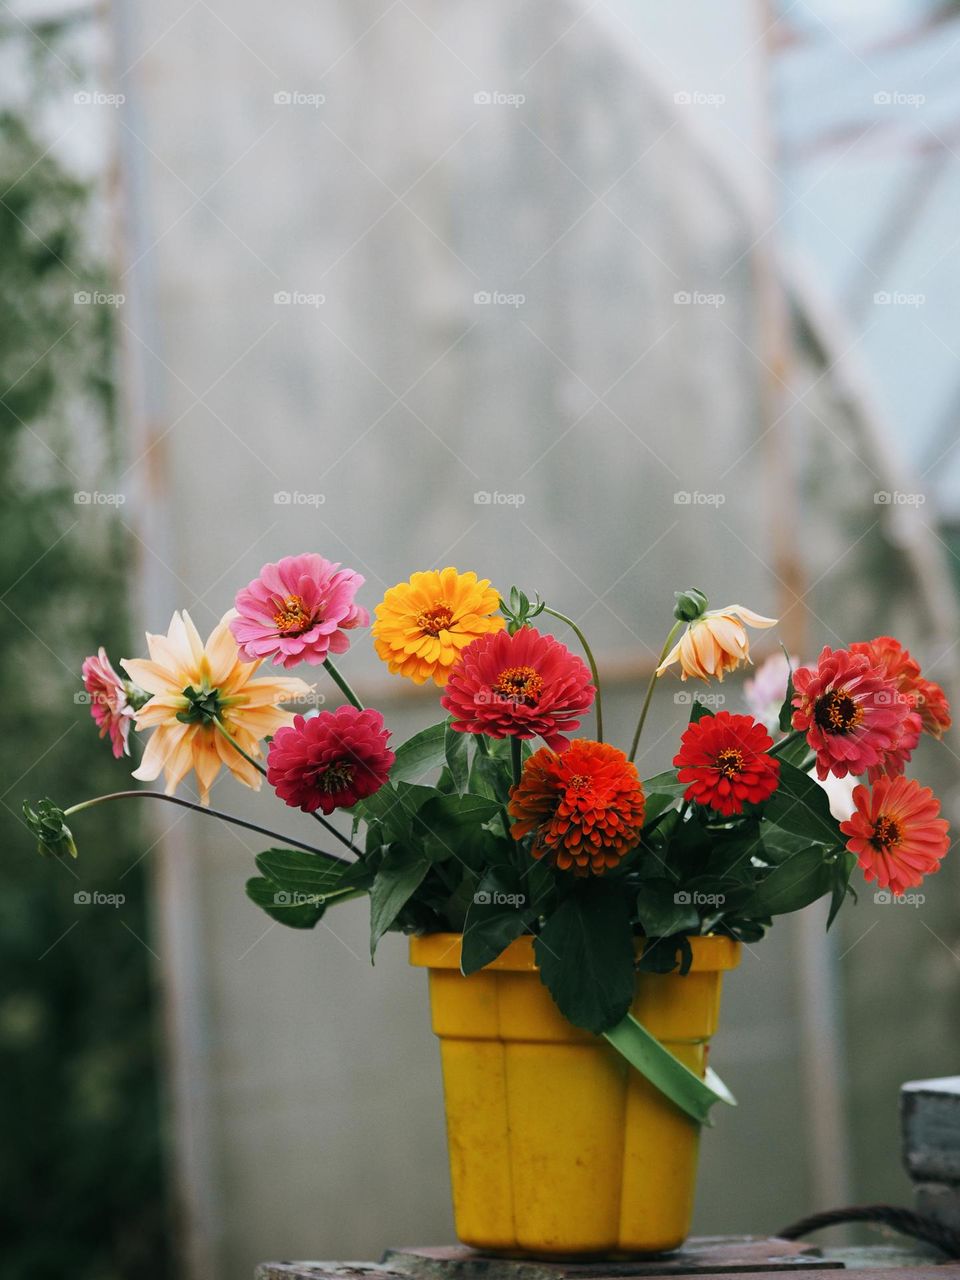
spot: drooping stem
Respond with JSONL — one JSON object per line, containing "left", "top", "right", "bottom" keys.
{"left": 628, "top": 620, "right": 684, "bottom": 763}
{"left": 543, "top": 606, "right": 603, "bottom": 742}
{"left": 323, "top": 659, "right": 364, "bottom": 710}
{"left": 64, "top": 790, "right": 351, "bottom": 863}
{"left": 214, "top": 719, "right": 267, "bottom": 777}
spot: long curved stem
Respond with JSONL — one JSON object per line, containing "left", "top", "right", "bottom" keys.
{"left": 543, "top": 606, "right": 603, "bottom": 742}
{"left": 629, "top": 620, "right": 684, "bottom": 763}
{"left": 323, "top": 658, "right": 364, "bottom": 710}
{"left": 64, "top": 790, "right": 350, "bottom": 863}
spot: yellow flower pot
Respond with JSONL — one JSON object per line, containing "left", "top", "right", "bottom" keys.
{"left": 410, "top": 932, "right": 740, "bottom": 1257}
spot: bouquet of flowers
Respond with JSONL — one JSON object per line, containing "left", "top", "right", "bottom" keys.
{"left": 28, "top": 558, "right": 952, "bottom": 1117}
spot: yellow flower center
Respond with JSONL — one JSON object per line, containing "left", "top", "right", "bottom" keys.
{"left": 274, "top": 594, "right": 312, "bottom": 634}
{"left": 417, "top": 603, "right": 455, "bottom": 637}
{"left": 493, "top": 665, "right": 542, "bottom": 706}
{"left": 870, "top": 813, "right": 902, "bottom": 850}
{"left": 317, "top": 761, "right": 354, "bottom": 793}
{"left": 814, "top": 687, "right": 863, "bottom": 735}
{"left": 568, "top": 773, "right": 591, "bottom": 791}
{"left": 715, "top": 747, "right": 744, "bottom": 778}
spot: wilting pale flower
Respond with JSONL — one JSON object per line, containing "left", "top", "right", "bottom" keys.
{"left": 744, "top": 651, "right": 798, "bottom": 732}
{"left": 657, "top": 606, "right": 777, "bottom": 683}
{"left": 81, "top": 647, "right": 138, "bottom": 758}
{"left": 122, "top": 611, "right": 312, "bottom": 804}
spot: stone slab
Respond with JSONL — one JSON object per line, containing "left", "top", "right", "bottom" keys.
{"left": 901, "top": 1078, "right": 960, "bottom": 1185}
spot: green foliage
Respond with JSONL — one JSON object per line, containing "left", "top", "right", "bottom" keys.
{"left": 0, "top": 32, "right": 171, "bottom": 1276}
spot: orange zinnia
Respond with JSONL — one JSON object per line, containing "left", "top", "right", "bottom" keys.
{"left": 840, "top": 776, "right": 949, "bottom": 896}
{"left": 122, "top": 611, "right": 312, "bottom": 804}
{"left": 656, "top": 605, "right": 776, "bottom": 682}
{"left": 509, "top": 739, "right": 646, "bottom": 875}
{"left": 372, "top": 567, "right": 504, "bottom": 687}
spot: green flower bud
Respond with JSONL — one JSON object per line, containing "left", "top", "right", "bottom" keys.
{"left": 673, "top": 588, "right": 709, "bottom": 623}
{"left": 23, "top": 799, "right": 78, "bottom": 859}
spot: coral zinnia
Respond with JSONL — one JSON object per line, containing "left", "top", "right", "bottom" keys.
{"left": 508, "top": 740, "right": 645, "bottom": 874}
{"left": 850, "top": 636, "right": 951, "bottom": 744}
{"left": 791, "top": 646, "right": 909, "bottom": 781}
{"left": 267, "top": 706, "right": 394, "bottom": 815}
{"left": 81, "top": 648, "right": 140, "bottom": 759}
{"left": 231, "top": 554, "right": 368, "bottom": 669}
{"left": 122, "top": 611, "right": 312, "bottom": 804}
{"left": 673, "top": 711, "right": 780, "bottom": 816}
{"left": 372, "top": 567, "right": 504, "bottom": 687}
{"left": 915, "top": 677, "right": 952, "bottom": 738}
{"left": 440, "top": 626, "right": 594, "bottom": 751}
{"left": 657, "top": 605, "right": 777, "bottom": 682}
{"left": 840, "top": 776, "right": 950, "bottom": 896}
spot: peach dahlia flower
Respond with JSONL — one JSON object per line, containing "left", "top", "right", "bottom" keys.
{"left": 656, "top": 605, "right": 777, "bottom": 682}
{"left": 122, "top": 611, "right": 312, "bottom": 805}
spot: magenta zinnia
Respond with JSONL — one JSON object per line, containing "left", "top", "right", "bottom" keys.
{"left": 791, "top": 646, "right": 909, "bottom": 780}
{"left": 840, "top": 776, "right": 949, "bottom": 896}
{"left": 267, "top": 706, "right": 395, "bottom": 814}
{"left": 232, "top": 554, "right": 368, "bottom": 669}
{"left": 440, "top": 626, "right": 594, "bottom": 751}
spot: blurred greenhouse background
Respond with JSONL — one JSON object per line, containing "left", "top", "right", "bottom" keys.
{"left": 3, "top": 0, "right": 960, "bottom": 1277}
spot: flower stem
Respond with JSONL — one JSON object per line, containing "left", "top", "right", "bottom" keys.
{"left": 214, "top": 719, "right": 267, "bottom": 777}
{"left": 64, "top": 790, "right": 351, "bottom": 863}
{"left": 770, "top": 729, "right": 804, "bottom": 757}
{"left": 510, "top": 737, "right": 522, "bottom": 788}
{"left": 629, "top": 620, "right": 684, "bottom": 763}
{"left": 323, "top": 659, "right": 364, "bottom": 710}
{"left": 543, "top": 606, "right": 603, "bottom": 742}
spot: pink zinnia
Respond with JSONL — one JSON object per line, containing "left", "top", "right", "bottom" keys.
{"left": 440, "top": 626, "right": 594, "bottom": 751}
{"left": 232, "top": 554, "right": 368, "bottom": 669}
{"left": 266, "top": 706, "right": 394, "bottom": 814}
{"left": 81, "top": 647, "right": 136, "bottom": 759}
{"left": 841, "top": 776, "right": 949, "bottom": 896}
{"left": 792, "top": 645, "right": 909, "bottom": 781}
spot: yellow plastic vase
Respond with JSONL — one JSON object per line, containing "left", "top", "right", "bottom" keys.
{"left": 410, "top": 932, "right": 740, "bottom": 1257}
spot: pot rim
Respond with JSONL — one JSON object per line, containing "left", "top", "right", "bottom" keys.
{"left": 409, "top": 931, "right": 741, "bottom": 973}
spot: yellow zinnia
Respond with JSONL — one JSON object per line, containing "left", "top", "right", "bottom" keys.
{"left": 372, "top": 567, "right": 504, "bottom": 686}
{"left": 122, "top": 610, "right": 312, "bottom": 804}
{"left": 656, "top": 605, "right": 777, "bottom": 683}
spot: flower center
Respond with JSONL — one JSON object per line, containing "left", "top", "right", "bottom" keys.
{"left": 417, "top": 603, "right": 454, "bottom": 637}
{"left": 715, "top": 747, "right": 744, "bottom": 778}
{"left": 316, "top": 761, "right": 355, "bottom": 793}
{"left": 274, "top": 594, "right": 312, "bottom": 634}
{"left": 492, "top": 664, "right": 543, "bottom": 706}
{"left": 814, "top": 687, "right": 864, "bottom": 735}
{"left": 870, "top": 813, "right": 902, "bottom": 850}
{"left": 568, "top": 773, "right": 591, "bottom": 791}
{"left": 177, "top": 684, "right": 224, "bottom": 725}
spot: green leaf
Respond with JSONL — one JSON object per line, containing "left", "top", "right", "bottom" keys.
{"left": 641, "top": 769, "right": 688, "bottom": 799}
{"left": 689, "top": 699, "right": 713, "bottom": 723}
{"left": 775, "top": 734, "right": 811, "bottom": 769}
{"left": 763, "top": 760, "right": 838, "bottom": 844}
{"left": 827, "top": 851, "right": 857, "bottom": 930}
{"left": 468, "top": 748, "right": 512, "bottom": 803}
{"left": 245, "top": 876, "right": 324, "bottom": 928}
{"left": 635, "top": 880, "right": 699, "bottom": 938}
{"left": 534, "top": 881, "right": 636, "bottom": 1034}
{"left": 778, "top": 647, "right": 796, "bottom": 733}
{"left": 254, "top": 847, "right": 348, "bottom": 895}
{"left": 444, "top": 722, "right": 470, "bottom": 795}
{"left": 369, "top": 845, "right": 431, "bottom": 957}
{"left": 357, "top": 782, "right": 436, "bottom": 844}
{"left": 461, "top": 869, "right": 533, "bottom": 974}
{"left": 418, "top": 792, "right": 501, "bottom": 831}
{"left": 390, "top": 721, "right": 448, "bottom": 783}
{"left": 604, "top": 1012, "right": 736, "bottom": 1125}
{"left": 743, "top": 847, "right": 833, "bottom": 917}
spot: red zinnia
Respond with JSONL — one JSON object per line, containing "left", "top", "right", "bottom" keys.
{"left": 673, "top": 711, "right": 779, "bottom": 816}
{"left": 840, "top": 776, "right": 950, "bottom": 896}
{"left": 267, "top": 705, "right": 394, "bottom": 814}
{"left": 792, "top": 646, "right": 909, "bottom": 781}
{"left": 850, "top": 636, "right": 950, "bottom": 777}
{"left": 440, "top": 626, "right": 594, "bottom": 751}
{"left": 508, "top": 739, "right": 645, "bottom": 875}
